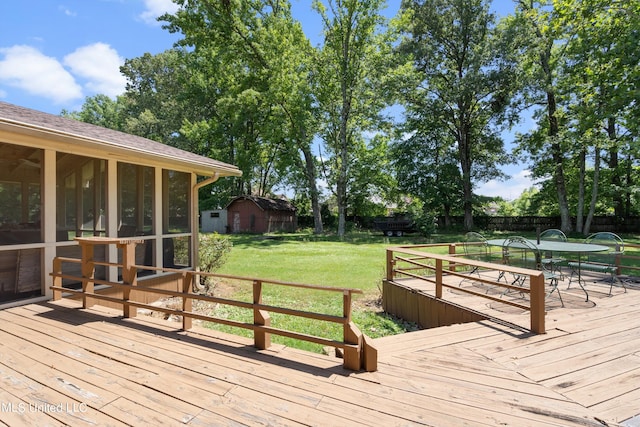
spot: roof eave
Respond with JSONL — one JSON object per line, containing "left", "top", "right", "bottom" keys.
{"left": 0, "top": 119, "right": 243, "bottom": 178}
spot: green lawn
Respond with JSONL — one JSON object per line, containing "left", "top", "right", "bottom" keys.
{"left": 203, "top": 231, "right": 448, "bottom": 352}
{"left": 200, "top": 230, "right": 640, "bottom": 353}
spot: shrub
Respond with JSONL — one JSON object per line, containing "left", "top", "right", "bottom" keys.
{"left": 413, "top": 211, "right": 438, "bottom": 237}
{"left": 197, "top": 233, "right": 232, "bottom": 293}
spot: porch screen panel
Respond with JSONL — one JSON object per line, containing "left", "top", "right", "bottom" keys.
{"left": 163, "top": 170, "right": 190, "bottom": 234}
{"left": 0, "top": 142, "right": 43, "bottom": 302}
{"left": 0, "top": 143, "right": 42, "bottom": 245}
{"left": 118, "top": 163, "right": 155, "bottom": 274}
{"left": 118, "top": 163, "right": 154, "bottom": 237}
{"left": 56, "top": 153, "right": 106, "bottom": 240}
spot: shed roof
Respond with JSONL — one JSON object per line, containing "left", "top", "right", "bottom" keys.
{"left": 227, "top": 195, "right": 296, "bottom": 212}
{"left": 0, "top": 101, "right": 241, "bottom": 178}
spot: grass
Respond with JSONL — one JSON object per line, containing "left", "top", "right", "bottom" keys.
{"left": 200, "top": 231, "right": 444, "bottom": 352}
{"left": 199, "top": 230, "right": 640, "bottom": 353}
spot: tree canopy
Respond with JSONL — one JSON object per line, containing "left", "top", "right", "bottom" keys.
{"left": 64, "top": 0, "right": 640, "bottom": 235}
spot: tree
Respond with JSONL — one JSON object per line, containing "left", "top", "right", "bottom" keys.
{"left": 120, "top": 49, "right": 192, "bottom": 145}
{"left": 313, "top": 0, "right": 389, "bottom": 237}
{"left": 502, "top": 0, "right": 575, "bottom": 232}
{"left": 61, "top": 94, "right": 126, "bottom": 131}
{"left": 555, "top": 0, "right": 640, "bottom": 233}
{"left": 391, "top": 119, "right": 463, "bottom": 228}
{"left": 397, "top": 0, "right": 513, "bottom": 231}
{"left": 162, "top": 0, "right": 325, "bottom": 231}
{"left": 348, "top": 133, "right": 397, "bottom": 218}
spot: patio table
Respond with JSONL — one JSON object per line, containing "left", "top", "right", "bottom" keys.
{"left": 485, "top": 238, "right": 608, "bottom": 301}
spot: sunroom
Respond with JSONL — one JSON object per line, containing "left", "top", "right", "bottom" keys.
{"left": 0, "top": 101, "right": 241, "bottom": 306}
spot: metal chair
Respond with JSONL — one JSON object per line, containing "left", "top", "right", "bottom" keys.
{"left": 503, "top": 236, "right": 563, "bottom": 306}
{"left": 539, "top": 228, "right": 567, "bottom": 276}
{"left": 460, "top": 232, "right": 496, "bottom": 289}
{"left": 540, "top": 229, "right": 567, "bottom": 241}
{"left": 568, "top": 232, "right": 626, "bottom": 296}
{"left": 461, "top": 232, "right": 489, "bottom": 277}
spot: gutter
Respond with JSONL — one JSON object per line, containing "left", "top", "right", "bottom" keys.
{"left": 191, "top": 173, "right": 221, "bottom": 280}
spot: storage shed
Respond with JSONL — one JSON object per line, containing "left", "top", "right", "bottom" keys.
{"left": 226, "top": 196, "right": 296, "bottom": 234}
{"left": 201, "top": 209, "right": 228, "bottom": 233}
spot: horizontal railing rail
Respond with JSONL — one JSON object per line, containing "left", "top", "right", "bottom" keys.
{"left": 618, "top": 243, "right": 640, "bottom": 278}
{"left": 49, "top": 238, "right": 376, "bottom": 372}
{"left": 386, "top": 244, "right": 546, "bottom": 334}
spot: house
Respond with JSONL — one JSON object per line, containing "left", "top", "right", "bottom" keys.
{"left": 0, "top": 101, "right": 241, "bottom": 306}
{"left": 226, "top": 195, "right": 296, "bottom": 234}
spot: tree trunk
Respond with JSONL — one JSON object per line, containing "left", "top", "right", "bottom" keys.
{"left": 336, "top": 12, "right": 353, "bottom": 239}
{"left": 606, "top": 118, "right": 622, "bottom": 219}
{"left": 575, "top": 147, "right": 586, "bottom": 234}
{"left": 443, "top": 204, "right": 452, "bottom": 229}
{"left": 583, "top": 147, "right": 600, "bottom": 235}
{"left": 336, "top": 122, "right": 349, "bottom": 236}
{"left": 624, "top": 155, "right": 632, "bottom": 217}
{"left": 546, "top": 90, "right": 572, "bottom": 233}
{"left": 300, "top": 144, "right": 323, "bottom": 234}
{"left": 458, "top": 119, "right": 474, "bottom": 231}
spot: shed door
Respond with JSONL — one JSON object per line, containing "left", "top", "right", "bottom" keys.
{"left": 232, "top": 212, "right": 241, "bottom": 233}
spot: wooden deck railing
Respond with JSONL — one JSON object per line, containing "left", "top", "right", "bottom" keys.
{"left": 619, "top": 243, "right": 640, "bottom": 277}
{"left": 386, "top": 244, "right": 546, "bottom": 334}
{"left": 49, "top": 237, "right": 376, "bottom": 372}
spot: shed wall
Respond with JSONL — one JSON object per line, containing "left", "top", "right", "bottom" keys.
{"left": 201, "top": 210, "right": 228, "bottom": 233}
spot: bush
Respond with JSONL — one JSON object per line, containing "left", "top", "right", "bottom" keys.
{"left": 413, "top": 211, "right": 438, "bottom": 237}
{"left": 197, "top": 233, "right": 232, "bottom": 293}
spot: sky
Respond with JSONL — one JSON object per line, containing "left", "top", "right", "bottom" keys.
{"left": 0, "top": 0, "right": 533, "bottom": 201}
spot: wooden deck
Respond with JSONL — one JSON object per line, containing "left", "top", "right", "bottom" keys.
{"left": 1, "top": 277, "right": 639, "bottom": 426}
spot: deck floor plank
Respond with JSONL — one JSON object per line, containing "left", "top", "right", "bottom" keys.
{"left": 0, "top": 312, "right": 210, "bottom": 424}
{"left": 0, "top": 388, "right": 65, "bottom": 427}
{"left": 1, "top": 277, "right": 639, "bottom": 426}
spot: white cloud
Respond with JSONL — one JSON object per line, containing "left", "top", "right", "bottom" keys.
{"left": 59, "top": 6, "right": 77, "bottom": 17}
{"left": 476, "top": 169, "right": 536, "bottom": 200}
{"left": 139, "top": 0, "right": 180, "bottom": 25}
{"left": 63, "top": 43, "right": 127, "bottom": 97}
{"left": 0, "top": 45, "right": 83, "bottom": 104}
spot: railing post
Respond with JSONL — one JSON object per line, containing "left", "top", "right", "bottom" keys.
{"left": 435, "top": 259, "right": 443, "bottom": 299}
{"left": 386, "top": 249, "right": 395, "bottom": 281}
{"left": 182, "top": 272, "right": 193, "bottom": 330}
{"left": 615, "top": 245, "right": 622, "bottom": 275}
{"left": 52, "top": 257, "right": 62, "bottom": 300}
{"left": 343, "top": 291, "right": 362, "bottom": 370}
{"left": 253, "top": 280, "right": 271, "bottom": 349}
{"left": 529, "top": 272, "right": 546, "bottom": 334}
{"left": 448, "top": 244, "right": 457, "bottom": 273}
{"left": 121, "top": 241, "right": 138, "bottom": 318}
{"left": 79, "top": 242, "right": 95, "bottom": 309}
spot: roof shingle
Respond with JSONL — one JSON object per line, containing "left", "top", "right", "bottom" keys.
{"left": 0, "top": 101, "right": 241, "bottom": 177}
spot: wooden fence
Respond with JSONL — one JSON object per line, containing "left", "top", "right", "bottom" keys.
{"left": 441, "top": 216, "right": 640, "bottom": 233}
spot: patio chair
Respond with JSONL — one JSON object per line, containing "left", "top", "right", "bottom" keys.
{"left": 567, "top": 232, "right": 626, "bottom": 296}
{"left": 461, "top": 232, "right": 490, "bottom": 278}
{"left": 460, "top": 232, "right": 498, "bottom": 289}
{"left": 503, "top": 236, "right": 563, "bottom": 306}
{"left": 539, "top": 228, "right": 567, "bottom": 276}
